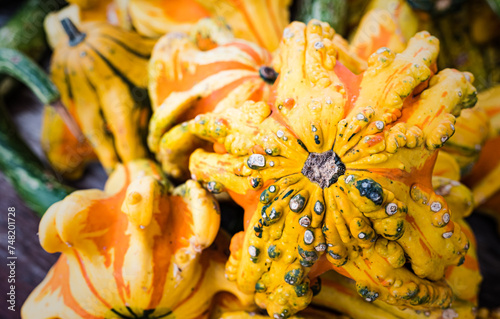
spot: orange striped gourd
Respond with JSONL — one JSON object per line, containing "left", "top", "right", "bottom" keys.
{"left": 22, "top": 159, "right": 251, "bottom": 318}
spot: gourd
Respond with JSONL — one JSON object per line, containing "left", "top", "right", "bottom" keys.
{"left": 22, "top": 159, "right": 252, "bottom": 318}
{"left": 127, "top": 0, "right": 291, "bottom": 51}
{"left": 41, "top": 18, "right": 156, "bottom": 177}
{"left": 186, "top": 20, "right": 477, "bottom": 317}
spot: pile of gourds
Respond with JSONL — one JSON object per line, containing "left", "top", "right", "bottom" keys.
{"left": 1, "top": 0, "right": 499, "bottom": 318}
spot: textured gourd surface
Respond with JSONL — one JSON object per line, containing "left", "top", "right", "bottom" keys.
{"left": 22, "top": 159, "right": 252, "bottom": 318}
{"left": 41, "top": 21, "right": 156, "bottom": 177}
{"left": 187, "top": 19, "right": 478, "bottom": 317}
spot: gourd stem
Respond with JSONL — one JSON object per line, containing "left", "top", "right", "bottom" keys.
{"left": 259, "top": 66, "right": 278, "bottom": 84}
{"left": 60, "top": 18, "right": 86, "bottom": 47}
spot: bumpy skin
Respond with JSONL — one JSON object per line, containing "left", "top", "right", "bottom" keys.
{"left": 312, "top": 177, "right": 481, "bottom": 319}
{"left": 147, "top": 21, "right": 274, "bottom": 180}
{"left": 41, "top": 21, "right": 156, "bottom": 176}
{"left": 128, "top": 0, "right": 291, "bottom": 52}
{"left": 314, "top": 270, "right": 478, "bottom": 319}
{"left": 187, "top": 20, "right": 477, "bottom": 317}
{"left": 22, "top": 159, "right": 252, "bottom": 318}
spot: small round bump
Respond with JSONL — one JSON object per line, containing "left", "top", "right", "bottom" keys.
{"left": 127, "top": 192, "right": 142, "bottom": 204}
{"left": 304, "top": 230, "right": 315, "bottom": 245}
{"left": 314, "top": 41, "right": 324, "bottom": 49}
{"left": 290, "top": 194, "right": 306, "bottom": 213}
{"left": 277, "top": 130, "right": 285, "bottom": 138}
{"left": 315, "top": 244, "right": 326, "bottom": 252}
{"left": 375, "top": 121, "right": 385, "bottom": 130}
{"left": 443, "top": 231, "right": 453, "bottom": 239}
{"left": 356, "top": 113, "right": 366, "bottom": 120}
{"left": 248, "top": 245, "right": 259, "bottom": 257}
{"left": 358, "top": 232, "right": 366, "bottom": 239}
{"left": 207, "top": 181, "right": 223, "bottom": 194}
{"left": 376, "top": 47, "right": 391, "bottom": 54}
{"left": 314, "top": 201, "right": 324, "bottom": 215}
{"left": 386, "top": 203, "right": 398, "bottom": 215}
{"left": 247, "top": 154, "right": 266, "bottom": 169}
{"left": 430, "top": 202, "right": 442, "bottom": 212}
{"left": 299, "top": 216, "right": 311, "bottom": 228}
{"left": 442, "top": 213, "right": 450, "bottom": 224}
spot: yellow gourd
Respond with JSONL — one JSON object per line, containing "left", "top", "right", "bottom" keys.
{"left": 22, "top": 159, "right": 252, "bottom": 318}
{"left": 186, "top": 19, "right": 477, "bottom": 317}
{"left": 41, "top": 19, "right": 156, "bottom": 177}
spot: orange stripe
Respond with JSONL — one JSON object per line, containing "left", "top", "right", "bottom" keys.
{"left": 38, "top": 255, "right": 101, "bottom": 319}
{"left": 248, "top": 82, "right": 266, "bottom": 102}
{"left": 266, "top": 0, "right": 282, "bottom": 41}
{"left": 228, "top": 0, "right": 266, "bottom": 47}
{"left": 224, "top": 42, "right": 265, "bottom": 65}
{"left": 419, "top": 238, "right": 432, "bottom": 257}
{"left": 176, "top": 75, "right": 261, "bottom": 123}
{"left": 363, "top": 270, "right": 378, "bottom": 285}
{"left": 156, "top": 60, "right": 256, "bottom": 105}
{"left": 334, "top": 62, "right": 363, "bottom": 115}
{"left": 148, "top": 196, "right": 192, "bottom": 308}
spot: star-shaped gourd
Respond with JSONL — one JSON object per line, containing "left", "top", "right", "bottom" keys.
{"left": 187, "top": 20, "right": 477, "bottom": 318}
{"left": 22, "top": 159, "right": 252, "bottom": 318}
